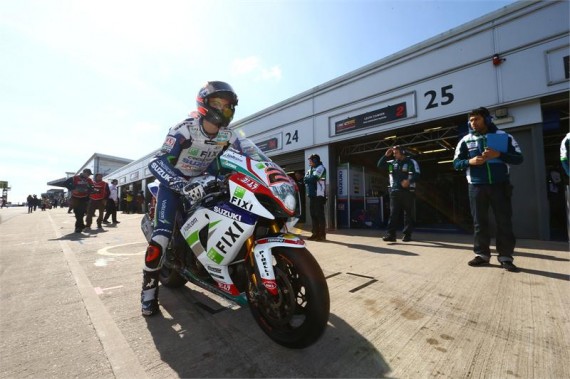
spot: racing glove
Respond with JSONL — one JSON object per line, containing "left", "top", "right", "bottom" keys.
{"left": 182, "top": 182, "right": 206, "bottom": 202}
{"left": 168, "top": 176, "right": 190, "bottom": 195}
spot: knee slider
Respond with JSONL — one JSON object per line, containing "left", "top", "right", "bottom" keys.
{"left": 144, "top": 241, "right": 163, "bottom": 270}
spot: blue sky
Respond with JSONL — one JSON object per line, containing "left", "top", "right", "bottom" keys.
{"left": 0, "top": 0, "right": 515, "bottom": 204}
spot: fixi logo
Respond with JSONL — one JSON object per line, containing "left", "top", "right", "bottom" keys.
{"left": 207, "top": 247, "right": 224, "bottom": 264}
{"left": 234, "top": 186, "right": 246, "bottom": 199}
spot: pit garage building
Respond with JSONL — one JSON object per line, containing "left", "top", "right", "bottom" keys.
{"left": 106, "top": 1, "right": 569, "bottom": 240}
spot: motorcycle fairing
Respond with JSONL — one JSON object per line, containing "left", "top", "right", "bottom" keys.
{"left": 179, "top": 205, "right": 256, "bottom": 296}
{"left": 181, "top": 207, "right": 256, "bottom": 266}
{"left": 207, "top": 264, "right": 242, "bottom": 296}
{"left": 221, "top": 147, "right": 297, "bottom": 217}
{"left": 228, "top": 177, "right": 275, "bottom": 219}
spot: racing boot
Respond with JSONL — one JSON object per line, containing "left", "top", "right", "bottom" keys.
{"left": 141, "top": 269, "right": 159, "bottom": 316}
{"left": 141, "top": 239, "right": 165, "bottom": 316}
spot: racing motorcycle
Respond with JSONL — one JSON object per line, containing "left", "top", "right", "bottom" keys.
{"left": 141, "top": 138, "right": 330, "bottom": 349}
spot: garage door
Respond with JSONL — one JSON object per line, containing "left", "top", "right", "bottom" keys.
{"left": 269, "top": 150, "right": 306, "bottom": 172}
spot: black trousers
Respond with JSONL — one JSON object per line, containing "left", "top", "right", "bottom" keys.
{"left": 468, "top": 183, "right": 516, "bottom": 262}
{"left": 309, "top": 196, "right": 327, "bottom": 237}
{"left": 386, "top": 190, "right": 415, "bottom": 237}
{"left": 103, "top": 200, "right": 118, "bottom": 223}
{"left": 71, "top": 197, "right": 89, "bottom": 230}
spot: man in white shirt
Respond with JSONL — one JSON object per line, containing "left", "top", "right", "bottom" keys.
{"left": 102, "top": 179, "right": 120, "bottom": 225}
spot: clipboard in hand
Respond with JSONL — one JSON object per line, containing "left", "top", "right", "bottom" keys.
{"left": 486, "top": 133, "right": 508, "bottom": 152}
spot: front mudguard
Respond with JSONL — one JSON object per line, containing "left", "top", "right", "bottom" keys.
{"left": 252, "top": 234, "right": 306, "bottom": 295}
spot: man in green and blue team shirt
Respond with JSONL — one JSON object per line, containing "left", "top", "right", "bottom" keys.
{"left": 561, "top": 132, "right": 569, "bottom": 176}
{"left": 453, "top": 107, "right": 523, "bottom": 272}
{"left": 377, "top": 146, "right": 420, "bottom": 242}
{"left": 304, "top": 154, "right": 327, "bottom": 241}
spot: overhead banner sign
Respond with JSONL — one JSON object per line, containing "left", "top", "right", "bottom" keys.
{"left": 335, "top": 102, "right": 408, "bottom": 135}
{"left": 255, "top": 134, "right": 281, "bottom": 153}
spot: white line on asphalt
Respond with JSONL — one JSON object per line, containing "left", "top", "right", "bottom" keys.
{"left": 94, "top": 285, "right": 124, "bottom": 295}
{"left": 47, "top": 213, "right": 149, "bottom": 379}
{"left": 98, "top": 242, "right": 146, "bottom": 256}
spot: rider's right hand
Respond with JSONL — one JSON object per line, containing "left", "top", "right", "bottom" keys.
{"left": 168, "top": 177, "right": 190, "bottom": 195}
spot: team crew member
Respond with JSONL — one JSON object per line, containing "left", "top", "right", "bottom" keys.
{"left": 102, "top": 179, "right": 120, "bottom": 224}
{"left": 304, "top": 154, "right": 327, "bottom": 241}
{"left": 85, "top": 173, "right": 110, "bottom": 229}
{"left": 377, "top": 146, "right": 420, "bottom": 242}
{"left": 453, "top": 106, "right": 523, "bottom": 272}
{"left": 65, "top": 168, "right": 95, "bottom": 233}
{"left": 561, "top": 132, "right": 569, "bottom": 176}
{"left": 141, "top": 81, "right": 238, "bottom": 316}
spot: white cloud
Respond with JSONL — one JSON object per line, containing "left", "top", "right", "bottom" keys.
{"left": 231, "top": 56, "right": 282, "bottom": 82}
{"left": 260, "top": 66, "right": 282, "bottom": 81}
{"left": 130, "top": 121, "right": 163, "bottom": 134}
{"left": 1, "top": 1, "right": 203, "bottom": 107}
{"left": 231, "top": 56, "right": 261, "bottom": 75}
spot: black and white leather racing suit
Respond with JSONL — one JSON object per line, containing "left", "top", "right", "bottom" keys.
{"left": 141, "top": 111, "right": 234, "bottom": 307}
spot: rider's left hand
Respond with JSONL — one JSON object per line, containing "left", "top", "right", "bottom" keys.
{"left": 183, "top": 183, "right": 206, "bottom": 201}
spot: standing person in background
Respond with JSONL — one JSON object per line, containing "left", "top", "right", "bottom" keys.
{"left": 65, "top": 169, "right": 95, "bottom": 233}
{"left": 294, "top": 170, "right": 306, "bottom": 223}
{"left": 135, "top": 191, "right": 145, "bottom": 214}
{"left": 27, "top": 195, "right": 33, "bottom": 213}
{"left": 85, "top": 173, "right": 110, "bottom": 229}
{"left": 125, "top": 190, "right": 133, "bottom": 214}
{"left": 453, "top": 107, "right": 523, "bottom": 272}
{"left": 377, "top": 146, "right": 420, "bottom": 242}
{"left": 560, "top": 132, "right": 570, "bottom": 242}
{"left": 120, "top": 193, "right": 127, "bottom": 214}
{"left": 304, "top": 154, "right": 327, "bottom": 241}
{"left": 103, "top": 179, "right": 120, "bottom": 225}
{"left": 32, "top": 195, "right": 39, "bottom": 211}
{"left": 561, "top": 132, "right": 569, "bottom": 176}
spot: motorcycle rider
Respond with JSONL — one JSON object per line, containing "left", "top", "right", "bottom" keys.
{"left": 141, "top": 81, "right": 238, "bottom": 316}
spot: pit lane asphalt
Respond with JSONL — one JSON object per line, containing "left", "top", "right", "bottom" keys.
{"left": 0, "top": 206, "right": 568, "bottom": 378}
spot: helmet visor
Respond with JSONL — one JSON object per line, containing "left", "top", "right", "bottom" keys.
{"left": 208, "top": 97, "right": 235, "bottom": 123}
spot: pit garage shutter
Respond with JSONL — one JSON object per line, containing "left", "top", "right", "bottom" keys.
{"left": 269, "top": 150, "right": 306, "bottom": 173}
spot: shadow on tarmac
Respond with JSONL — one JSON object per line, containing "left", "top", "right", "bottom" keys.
{"left": 49, "top": 232, "right": 95, "bottom": 241}
{"left": 322, "top": 234, "right": 569, "bottom": 282}
{"left": 144, "top": 286, "right": 391, "bottom": 378}
{"left": 49, "top": 228, "right": 109, "bottom": 241}
{"left": 515, "top": 251, "right": 569, "bottom": 262}
{"left": 516, "top": 267, "right": 569, "bottom": 281}
{"left": 328, "top": 240, "right": 419, "bottom": 257}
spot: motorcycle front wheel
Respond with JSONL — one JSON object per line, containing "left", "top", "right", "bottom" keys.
{"left": 246, "top": 247, "right": 330, "bottom": 349}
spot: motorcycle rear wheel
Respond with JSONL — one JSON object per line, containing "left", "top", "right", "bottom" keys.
{"left": 246, "top": 247, "right": 330, "bottom": 349}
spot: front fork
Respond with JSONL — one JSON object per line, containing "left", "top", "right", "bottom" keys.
{"left": 246, "top": 222, "right": 305, "bottom": 296}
